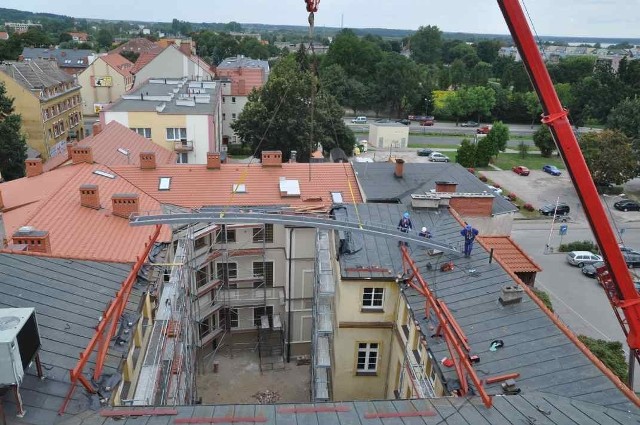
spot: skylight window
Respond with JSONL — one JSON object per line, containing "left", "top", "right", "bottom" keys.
{"left": 159, "top": 177, "right": 171, "bottom": 191}
{"left": 232, "top": 184, "right": 246, "bottom": 193}
{"left": 93, "top": 170, "right": 115, "bottom": 179}
{"left": 117, "top": 148, "right": 130, "bottom": 155}
{"left": 331, "top": 192, "right": 344, "bottom": 204}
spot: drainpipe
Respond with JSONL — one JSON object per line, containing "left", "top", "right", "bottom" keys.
{"left": 286, "top": 227, "right": 294, "bottom": 362}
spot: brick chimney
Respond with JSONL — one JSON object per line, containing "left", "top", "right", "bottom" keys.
{"left": 262, "top": 151, "right": 283, "bottom": 167}
{"left": 140, "top": 152, "right": 156, "bottom": 170}
{"left": 93, "top": 122, "right": 102, "bottom": 136}
{"left": 66, "top": 141, "right": 76, "bottom": 159}
{"left": 435, "top": 181, "right": 458, "bottom": 193}
{"left": 112, "top": 193, "right": 139, "bottom": 218}
{"left": 79, "top": 184, "right": 101, "bottom": 209}
{"left": 71, "top": 146, "right": 94, "bottom": 164}
{"left": 394, "top": 158, "right": 405, "bottom": 178}
{"left": 207, "top": 152, "right": 221, "bottom": 169}
{"left": 25, "top": 158, "right": 44, "bottom": 177}
{"left": 449, "top": 194, "right": 494, "bottom": 216}
{"left": 12, "top": 227, "right": 51, "bottom": 254}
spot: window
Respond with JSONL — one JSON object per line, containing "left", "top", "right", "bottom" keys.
{"left": 222, "top": 97, "right": 225, "bottom": 103}
{"left": 158, "top": 177, "right": 171, "bottom": 190}
{"left": 131, "top": 127, "right": 152, "bottom": 138}
{"left": 232, "top": 97, "right": 236, "bottom": 103}
{"left": 222, "top": 113, "right": 226, "bottom": 121}
{"left": 357, "top": 342, "right": 379, "bottom": 375}
{"left": 221, "top": 308, "right": 238, "bottom": 329}
{"left": 362, "top": 288, "right": 384, "bottom": 310}
{"left": 216, "top": 262, "right": 238, "bottom": 280}
{"left": 177, "top": 153, "right": 189, "bottom": 164}
{"left": 232, "top": 113, "right": 236, "bottom": 120}
{"left": 253, "top": 306, "right": 273, "bottom": 327}
{"left": 253, "top": 261, "right": 274, "bottom": 287}
{"left": 196, "top": 266, "right": 208, "bottom": 288}
{"left": 194, "top": 234, "right": 208, "bottom": 250}
{"left": 215, "top": 225, "right": 236, "bottom": 243}
{"left": 253, "top": 224, "right": 274, "bottom": 243}
{"left": 166, "top": 127, "right": 187, "bottom": 141}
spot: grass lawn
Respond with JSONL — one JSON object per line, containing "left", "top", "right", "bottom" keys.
{"left": 492, "top": 153, "right": 565, "bottom": 171}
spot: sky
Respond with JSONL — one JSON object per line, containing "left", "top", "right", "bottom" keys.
{"left": 3, "top": 0, "right": 640, "bottom": 39}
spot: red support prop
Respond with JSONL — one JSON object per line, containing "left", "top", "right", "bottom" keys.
{"left": 485, "top": 372, "right": 520, "bottom": 385}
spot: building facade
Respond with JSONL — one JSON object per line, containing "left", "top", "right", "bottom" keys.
{"left": 78, "top": 53, "right": 134, "bottom": 115}
{"left": 21, "top": 47, "right": 97, "bottom": 76}
{"left": 101, "top": 78, "right": 222, "bottom": 163}
{"left": 132, "top": 45, "right": 215, "bottom": 89}
{"left": 0, "top": 59, "right": 84, "bottom": 159}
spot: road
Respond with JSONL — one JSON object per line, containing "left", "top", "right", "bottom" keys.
{"left": 353, "top": 134, "right": 535, "bottom": 148}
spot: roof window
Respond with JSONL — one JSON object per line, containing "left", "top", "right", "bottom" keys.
{"left": 232, "top": 184, "right": 246, "bottom": 193}
{"left": 159, "top": 177, "right": 171, "bottom": 191}
{"left": 93, "top": 170, "right": 115, "bottom": 179}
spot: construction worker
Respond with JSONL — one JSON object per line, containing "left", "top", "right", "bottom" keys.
{"left": 418, "top": 226, "right": 432, "bottom": 238}
{"left": 460, "top": 224, "right": 479, "bottom": 257}
{"left": 397, "top": 212, "right": 413, "bottom": 247}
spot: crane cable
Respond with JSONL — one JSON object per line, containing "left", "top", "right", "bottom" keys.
{"left": 307, "top": 5, "right": 317, "bottom": 182}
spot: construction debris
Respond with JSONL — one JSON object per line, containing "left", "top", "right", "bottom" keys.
{"left": 252, "top": 389, "right": 281, "bottom": 404}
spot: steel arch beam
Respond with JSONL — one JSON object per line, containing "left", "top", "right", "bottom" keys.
{"left": 130, "top": 211, "right": 461, "bottom": 255}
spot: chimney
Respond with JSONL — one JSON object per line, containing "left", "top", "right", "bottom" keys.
{"left": 394, "top": 158, "right": 405, "bottom": 178}
{"left": 112, "top": 193, "right": 139, "bottom": 218}
{"left": 435, "top": 181, "right": 458, "bottom": 193}
{"left": 206, "top": 152, "right": 221, "bottom": 169}
{"left": 12, "top": 227, "right": 51, "bottom": 254}
{"left": 92, "top": 122, "right": 102, "bottom": 136}
{"left": 25, "top": 158, "right": 44, "bottom": 177}
{"left": 71, "top": 146, "right": 94, "bottom": 164}
{"left": 290, "top": 150, "right": 297, "bottom": 163}
{"left": 140, "top": 152, "right": 156, "bottom": 170}
{"left": 261, "top": 150, "right": 282, "bottom": 167}
{"left": 449, "top": 194, "right": 494, "bottom": 216}
{"left": 79, "top": 184, "right": 100, "bottom": 209}
{"left": 66, "top": 141, "right": 76, "bottom": 159}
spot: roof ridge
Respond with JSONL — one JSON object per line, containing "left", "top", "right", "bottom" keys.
{"left": 108, "top": 164, "right": 166, "bottom": 208}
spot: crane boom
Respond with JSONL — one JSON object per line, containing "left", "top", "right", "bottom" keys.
{"left": 496, "top": 0, "right": 640, "bottom": 355}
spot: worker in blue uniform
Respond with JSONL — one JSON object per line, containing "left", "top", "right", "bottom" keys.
{"left": 460, "top": 224, "right": 479, "bottom": 257}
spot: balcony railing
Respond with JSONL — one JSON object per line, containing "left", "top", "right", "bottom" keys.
{"left": 174, "top": 140, "right": 194, "bottom": 152}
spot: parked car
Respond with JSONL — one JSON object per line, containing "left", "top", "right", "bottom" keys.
{"left": 396, "top": 119, "right": 411, "bottom": 125}
{"left": 417, "top": 148, "right": 433, "bottom": 157}
{"left": 461, "top": 121, "right": 479, "bottom": 127}
{"left": 351, "top": 116, "right": 367, "bottom": 124}
{"left": 428, "top": 152, "right": 450, "bottom": 162}
{"left": 512, "top": 165, "right": 530, "bottom": 176}
{"left": 477, "top": 125, "right": 492, "bottom": 134}
{"left": 375, "top": 118, "right": 390, "bottom": 123}
{"left": 566, "top": 251, "right": 603, "bottom": 268}
{"left": 539, "top": 203, "right": 570, "bottom": 216}
{"left": 614, "top": 199, "right": 640, "bottom": 212}
{"left": 487, "top": 185, "right": 503, "bottom": 195}
{"left": 620, "top": 245, "right": 640, "bottom": 255}
{"left": 582, "top": 261, "right": 605, "bottom": 278}
{"left": 420, "top": 118, "right": 435, "bottom": 126}
{"left": 624, "top": 252, "right": 640, "bottom": 268}
{"left": 542, "top": 165, "right": 562, "bottom": 176}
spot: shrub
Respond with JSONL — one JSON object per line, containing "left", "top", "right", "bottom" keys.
{"left": 523, "top": 203, "right": 535, "bottom": 211}
{"left": 578, "top": 335, "right": 628, "bottom": 382}
{"left": 532, "top": 288, "right": 553, "bottom": 312}
{"left": 558, "top": 240, "right": 599, "bottom": 253}
{"left": 508, "top": 193, "right": 517, "bottom": 201}
{"left": 478, "top": 174, "right": 488, "bottom": 182}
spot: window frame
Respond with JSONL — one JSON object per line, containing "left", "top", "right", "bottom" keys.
{"left": 216, "top": 262, "right": 238, "bottom": 280}
{"left": 252, "top": 261, "right": 274, "bottom": 287}
{"left": 166, "top": 127, "right": 187, "bottom": 141}
{"left": 252, "top": 224, "right": 274, "bottom": 243}
{"left": 362, "top": 287, "right": 384, "bottom": 311}
{"left": 356, "top": 342, "right": 379, "bottom": 375}
{"left": 214, "top": 225, "right": 236, "bottom": 243}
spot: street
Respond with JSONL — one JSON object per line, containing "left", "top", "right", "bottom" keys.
{"left": 353, "top": 133, "right": 535, "bottom": 148}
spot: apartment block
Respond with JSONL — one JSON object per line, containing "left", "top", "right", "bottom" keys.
{"left": 78, "top": 53, "right": 134, "bottom": 115}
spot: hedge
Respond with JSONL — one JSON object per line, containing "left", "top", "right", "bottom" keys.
{"left": 577, "top": 335, "right": 628, "bottom": 383}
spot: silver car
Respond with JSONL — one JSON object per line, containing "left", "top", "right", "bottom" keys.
{"left": 428, "top": 152, "right": 450, "bottom": 162}
{"left": 566, "top": 251, "right": 603, "bottom": 268}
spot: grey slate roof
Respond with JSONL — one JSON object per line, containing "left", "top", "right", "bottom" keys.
{"left": 0, "top": 253, "right": 137, "bottom": 425}
{"left": 70, "top": 393, "right": 640, "bottom": 425}
{"left": 352, "top": 161, "right": 518, "bottom": 215}
{"left": 21, "top": 48, "right": 93, "bottom": 69}
{"left": 336, "top": 203, "right": 636, "bottom": 412}
{"left": 0, "top": 59, "right": 74, "bottom": 91}
{"left": 217, "top": 55, "right": 269, "bottom": 73}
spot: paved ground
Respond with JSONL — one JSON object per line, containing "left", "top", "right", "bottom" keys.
{"left": 197, "top": 349, "right": 311, "bottom": 404}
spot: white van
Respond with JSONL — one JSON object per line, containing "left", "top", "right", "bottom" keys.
{"left": 351, "top": 116, "right": 367, "bottom": 124}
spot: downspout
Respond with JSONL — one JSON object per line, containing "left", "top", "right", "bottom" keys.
{"left": 287, "top": 227, "right": 294, "bottom": 362}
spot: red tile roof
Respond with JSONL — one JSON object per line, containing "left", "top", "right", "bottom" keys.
{"left": 42, "top": 152, "right": 72, "bottom": 172}
{"left": 1, "top": 163, "right": 171, "bottom": 263}
{"left": 0, "top": 32, "right": 8, "bottom": 40}
{"left": 101, "top": 53, "right": 133, "bottom": 77}
{"left": 480, "top": 236, "right": 542, "bottom": 273}
{"left": 110, "top": 38, "right": 163, "bottom": 55}
{"left": 111, "top": 162, "right": 363, "bottom": 209}
{"left": 131, "top": 50, "right": 163, "bottom": 74}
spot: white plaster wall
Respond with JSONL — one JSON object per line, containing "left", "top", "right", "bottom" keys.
{"left": 103, "top": 111, "right": 129, "bottom": 127}
{"left": 186, "top": 114, "right": 210, "bottom": 164}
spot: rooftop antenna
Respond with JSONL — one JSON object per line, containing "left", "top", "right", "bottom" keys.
{"left": 117, "top": 148, "right": 131, "bottom": 164}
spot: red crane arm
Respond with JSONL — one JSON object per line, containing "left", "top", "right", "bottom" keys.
{"left": 305, "top": 0, "right": 319, "bottom": 13}
{"left": 497, "top": 0, "right": 640, "bottom": 350}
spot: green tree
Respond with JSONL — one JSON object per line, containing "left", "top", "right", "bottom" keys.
{"left": 469, "top": 62, "right": 492, "bottom": 86}
{"left": 410, "top": 25, "right": 442, "bottom": 65}
{"left": 476, "top": 40, "right": 502, "bottom": 64}
{"left": 232, "top": 56, "right": 354, "bottom": 162}
{"left": 524, "top": 91, "right": 542, "bottom": 127}
{"left": 579, "top": 130, "right": 637, "bottom": 184}
{"left": 455, "top": 138, "right": 477, "bottom": 167}
{"left": 533, "top": 125, "right": 556, "bottom": 157}
{"left": 224, "top": 21, "right": 243, "bottom": 33}
{"left": 518, "top": 141, "right": 529, "bottom": 158}
{"left": 475, "top": 134, "right": 494, "bottom": 167}
{"left": 465, "top": 86, "right": 496, "bottom": 123}
{"left": 96, "top": 29, "right": 113, "bottom": 49}
{"left": 578, "top": 335, "right": 628, "bottom": 382}
{"left": 0, "top": 82, "right": 27, "bottom": 181}
{"left": 59, "top": 32, "right": 73, "bottom": 43}
{"left": 486, "top": 121, "right": 510, "bottom": 156}
{"left": 319, "top": 64, "right": 348, "bottom": 105}
{"left": 606, "top": 97, "right": 640, "bottom": 141}
{"left": 344, "top": 78, "right": 370, "bottom": 115}
{"left": 373, "top": 52, "right": 421, "bottom": 117}
{"left": 450, "top": 59, "right": 466, "bottom": 89}
{"left": 438, "top": 91, "right": 466, "bottom": 125}
{"left": 548, "top": 56, "right": 597, "bottom": 84}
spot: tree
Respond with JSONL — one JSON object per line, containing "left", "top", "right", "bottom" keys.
{"left": 224, "top": 21, "right": 243, "bottom": 33}
{"left": 0, "top": 82, "right": 27, "bottom": 181}
{"left": 455, "top": 139, "right": 477, "bottom": 167}
{"left": 232, "top": 56, "right": 354, "bottom": 162}
{"left": 437, "top": 90, "right": 466, "bottom": 125}
{"left": 319, "top": 64, "right": 348, "bottom": 105}
{"left": 469, "top": 62, "right": 492, "bottom": 86}
{"left": 450, "top": 59, "right": 466, "bottom": 89}
{"left": 96, "top": 29, "right": 113, "bottom": 50}
{"left": 59, "top": 32, "right": 73, "bottom": 43}
{"left": 119, "top": 50, "right": 140, "bottom": 63}
{"left": 607, "top": 97, "right": 640, "bottom": 141}
{"left": 486, "top": 121, "right": 510, "bottom": 156}
{"left": 533, "top": 125, "right": 556, "bottom": 157}
{"left": 373, "top": 52, "right": 421, "bottom": 117}
{"left": 475, "top": 134, "right": 494, "bottom": 167}
{"left": 476, "top": 40, "right": 502, "bottom": 64}
{"left": 465, "top": 86, "right": 496, "bottom": 123}
{"left": 410, "top": 25, "right": 442, "bottom": 65}
{"left": 524, "top": 91, "right": 542, "bottom": 127}
{"left": 579, "top": 130, "right": 637, "bottom": 185}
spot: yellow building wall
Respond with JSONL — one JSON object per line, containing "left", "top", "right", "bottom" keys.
{"left": 78, "top": 59, "right": 131, "bottom": 116}
{"left": 0, "top": 74, "right": 82, "bottom": 159}
{"left": 128, "top": 112, "right": 186, "bottom": 152}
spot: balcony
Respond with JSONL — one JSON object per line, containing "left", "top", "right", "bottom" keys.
{"left": 174, "top": 140, "right": 194, "bottom": 152}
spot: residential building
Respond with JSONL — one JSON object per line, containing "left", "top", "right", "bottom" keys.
{"left": 274, "top": 41, "right": 330, "bottom": 54}
{"left": 101, "top": 77, "right": 222, "bottom": 163}
{"left": 67, "top": 31, "right": 88, "bottom": 42}
{"left": 0, "top": 59, "right": 84, "bottom": 159}
{"left": 131, "top": 44, "right": 214, "bottom": 88}
{"left": 4, "top": 21, "right": 42, "bottom": 33}
{"left": 156, "top": 37, "right": 197, "bottom": 55}
{"left": 368, "top": 122, "right": 410, "bottom": 149}
{"left": 21, "top": 47, "right": 97, "bottom": 76}
{"left": 216, "top": 55, "right": 269, "bottom": 145}
{"left": 109, "top": 37, "right": 163, "bottom": 56}
{"left": 0, "top": 31, "right": 8, "bottom": 40}
{"left": 78, "top": 53, "right": 134, "bottom": 115}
